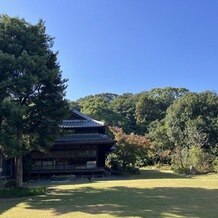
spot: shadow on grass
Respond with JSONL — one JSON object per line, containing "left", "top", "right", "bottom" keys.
{"left": 1, "top": 185, "right": 218, "bottom": 217}
{"left": 26, "top": 170, "right": 189, "bottom": 188}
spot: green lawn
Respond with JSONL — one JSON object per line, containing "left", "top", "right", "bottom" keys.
{"left": 0, "top": 169, "right": 218, "bottom": 218}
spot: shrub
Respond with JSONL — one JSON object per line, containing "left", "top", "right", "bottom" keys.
{"left": 171, "top": 145, "right": 215, "bottom": 174}
{"left": 155, "top": 163, "right": 171, "bottom": 171}
{"left": 107, "top": 127, "right": 151, "bottom": 174}
{"left": 172, "top": 166, "right": 190, "bottom": 174}
{"left": 124, "top": 166, "right": 140, "bottom": 174}
{"left": 0, "top": 187, "right": 46, "bottom": 198}
{"left": 212, "top": 157, "right": 218, "bottom": 173}
{"left": 171, "top": 147, "right": 189, "bottom": 171}
{"left": 188, "top": 145, "right": 205, "bottom": 171}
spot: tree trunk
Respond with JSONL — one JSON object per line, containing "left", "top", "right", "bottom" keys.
{"left": 15, "top": 154, "right": 23, "bottom": 187}
{"left": 15, "top": 132, "right": 23, "bottom": 187}
{"left": 179, "top": 149, "right": 184, "bottom": 169}
{"left": 0, "top": 158, "right": 2, "bottom": 176}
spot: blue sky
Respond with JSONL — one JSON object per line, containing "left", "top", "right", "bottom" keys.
{"left": 1, "top": 0, "right": 218, "bottom": 100}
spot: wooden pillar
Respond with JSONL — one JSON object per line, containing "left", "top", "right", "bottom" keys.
{"left": 97, "top": 145, "right": 106, "bottom": 168}
{"left": 0, "top": 158, "right": 2, "bottom": 176}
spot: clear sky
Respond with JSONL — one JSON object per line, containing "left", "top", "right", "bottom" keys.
{"left": 1, "top": 0, "right": 218, "bottom": 100}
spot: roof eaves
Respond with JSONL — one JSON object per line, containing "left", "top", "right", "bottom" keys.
{"left": 72, "top": 109, "right": 105, "bottom": 126}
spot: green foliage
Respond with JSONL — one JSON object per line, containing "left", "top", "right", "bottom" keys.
{"left": 0, "top": 15, "right": 69, "bottom": 186}
{"left": 212, "top": 157, "right": 218, "bottom": 173}
{"left": 0, "top": 15, "right": 69, "bottom": 153}
{"left": 135, "top": 88, "right": 189, "bottom": 134}
{"left": 0, "top": 187, "right": 46, "bottom": 198}
{"left": 68, "top": 100, "right": 81, "bottom": 111}
{"left": 68, "top": 88, "right": 217, "bottom": 171}
{"left": 77, "top": 95, "right": 114, "bottom": 122}
{"left": 148, "top": 120, "right": 173, "bottom": 164}
{"left": 107, "top": 127, "right": 150, "bottom": 173}
{"left": 76, "top": 93, "right": 137, "bottom": 133}
{"left": 109, "top": 93, "right": 138, "bottom": 133}
{"left": 171, "top": 147, "right": 190, "bottom": 173}
{"left": 154, "top": 163, "right": 171, "bottom": 171}
{"left": 69, "top": 87, "right": 189, "bottom": 135}
{"left": 188, "top": 145, "right": 205, "bottom": 171}
{"left": 171, "top": 145, "right": 214, "bottom": 174}
{"left": 165, "top": 91, "right": 218, "bottom": 155}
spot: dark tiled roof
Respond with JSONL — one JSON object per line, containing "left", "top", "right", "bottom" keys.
{"left": 60, "top": 109, "right": 105, "bottom": 128}
{"left": 61, "top": 120, "right": 103, "bottom": 128}
{"left": 56, "top": 133, "right": 114, "bottom": 144}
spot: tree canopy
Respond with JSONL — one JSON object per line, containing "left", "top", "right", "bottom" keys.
{"left": 108, "top": 127, "right": 151, "bottom": 173}
{"left": 0, "top": 15, "right": 69, "bottom": 186}
{"left": 165, "top": 91, "right": 218, "bottom": 155}
{"left": 68, "top": 88, "right": 218, "bottom": 171}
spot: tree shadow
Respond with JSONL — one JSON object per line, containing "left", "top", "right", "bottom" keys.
{"left": 0, "top": 198, "right": 22, "bottom": 216}
{"left": 1, "top": 185, "right": 218, "bottom": 217}
{"left": 22, "top": 170, "right": 188, "bottom": 188}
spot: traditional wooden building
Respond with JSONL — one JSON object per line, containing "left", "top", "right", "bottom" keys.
{"left": 0, "top": 110, "right": 115, "bottom": 178}
{"left": 30, "top": 109, "right": 115, "bottom": 177}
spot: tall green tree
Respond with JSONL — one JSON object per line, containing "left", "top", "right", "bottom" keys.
{"left": 165, "top": 91, "right": 218, "bottom": 155}
{"left": 76, "top": 93, "right": 131, "bottom": 128}
{"left": 135, "top": 87, "right": 189, "bottom": 134}
{"left": 110, "top": 93, "right": 138, "bottom": 133}
{"left": 148, "top": 120, "right": 173, "bottom": 164}
{"left": 0, "top": 15, "right": 69, "bottom": 187}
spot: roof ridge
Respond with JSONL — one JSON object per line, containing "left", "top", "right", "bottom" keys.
{"left": 71, "top": 109, "right": 105, "bottom": 126}
{"left": 72, "top": 109, "right": 93, "bottom": 120}
{"left": 63, "top": 133, "right": 103, "bottom": 136}
{"left": 63, "top": 120, "right": 90, "bottom": 122}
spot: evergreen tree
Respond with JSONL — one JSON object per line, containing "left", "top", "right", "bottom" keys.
{"left": 0, "top": 15, "right": 69, "bottom": 187}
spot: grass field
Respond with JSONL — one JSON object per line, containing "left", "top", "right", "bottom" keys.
{"left": 0, "top": 169, "right": 218, "bottom": 218}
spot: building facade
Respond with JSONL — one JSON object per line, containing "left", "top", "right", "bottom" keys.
{"left": 1, "top": 110, "right": 115, "bottom": 178}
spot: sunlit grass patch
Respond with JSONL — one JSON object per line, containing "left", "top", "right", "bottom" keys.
{"left": 0, "top": 169, "right": 218, "bottom": 218}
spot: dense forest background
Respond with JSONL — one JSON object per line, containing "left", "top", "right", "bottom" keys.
{"left": 69, "top": 87, "right": 218, "bottom": 174}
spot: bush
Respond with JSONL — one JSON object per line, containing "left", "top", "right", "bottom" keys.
{"left": 124, "top": 166, "right": 140, "bottom": 174}
{"left": 155, "top": 163, "right": 171, "bottom": 171}
{"left": 107, "top": 127, "right": 150, "bottom": 175}
{"left": 212, "top": 157, "right": 218, "bottom": 173}
{"left": 0, "top": 187, "right": 46, "bottom": 198}
{"left": 171, "top": 145, "right": 215, "bottom": 174}
{"left": 171, "top": 147, "right": 189, "bottom": 171}
{"left": 188, "top": 145, "right": 205, "bottom": 171}
{"left": 172, "top": 166, "right": 190, "bottom": 174}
